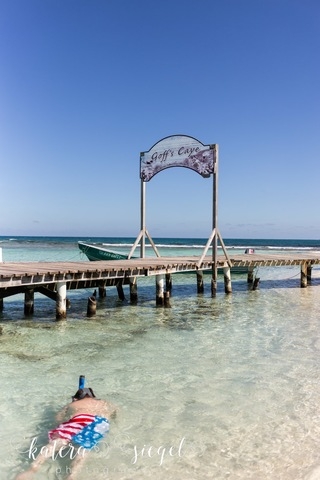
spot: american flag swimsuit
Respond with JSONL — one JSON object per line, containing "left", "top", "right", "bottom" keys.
{"left": 48, "top": 414, "right": 109, "bottom": 449}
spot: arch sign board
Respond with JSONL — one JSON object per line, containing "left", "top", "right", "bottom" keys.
{"left": 131, "top": 133, "right": 231, "bottom": 285}
{"left": 140, "top": 135, "right": 217, "bottom": 182}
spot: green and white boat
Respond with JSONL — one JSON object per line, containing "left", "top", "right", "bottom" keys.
{"left": 78, "top": 242, "right": 133, "bottom": 261}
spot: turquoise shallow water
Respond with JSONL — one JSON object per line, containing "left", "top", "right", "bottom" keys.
{"left": 1, "top": 237, "right": 320, "bottom": 479}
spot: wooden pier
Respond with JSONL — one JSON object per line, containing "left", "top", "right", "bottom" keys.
{"left": 1, "top": 252, "right": 320, "bottom": 319}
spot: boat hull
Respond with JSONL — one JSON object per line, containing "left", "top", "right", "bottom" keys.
{"left": 78, "top": 242, "right": 130, "bottom": 261}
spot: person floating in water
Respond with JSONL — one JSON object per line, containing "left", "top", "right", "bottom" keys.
{"left": 16, "top": 381, "right": 117, "bottom": 480}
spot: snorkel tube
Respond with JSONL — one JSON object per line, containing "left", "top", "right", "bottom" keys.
{"left": 79, "top": 375, "right": 85, "bottom": 389}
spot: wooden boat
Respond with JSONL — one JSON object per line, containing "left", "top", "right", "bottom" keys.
{"left": 78, "top": 242, "right": 132, "bottom": 261}
{"left": 78, "top": 242, "right": 249, "bottom": 274}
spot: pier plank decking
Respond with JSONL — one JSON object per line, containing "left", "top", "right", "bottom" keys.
{"left": 1, "top": 253, "right": 320, "bottom": 318}
{"left": 1, "top": 252, "right": 320, "bottom": 290}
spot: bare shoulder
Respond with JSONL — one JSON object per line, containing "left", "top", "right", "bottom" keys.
{"left": 67, "top": 398, "right": 117, "bottom": 419}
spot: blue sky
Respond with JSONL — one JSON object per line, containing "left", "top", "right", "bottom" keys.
{"left": 1, "top": 0, "right": 319, "bottom": 239}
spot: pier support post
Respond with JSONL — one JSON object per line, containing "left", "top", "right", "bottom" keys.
{"left": 197, "top": 271, "right": 204, "bottom": 294}
{"left": 98, "top": 284, "right": 106, "bottom": 298}
{"left": 116, "top": 281, "right": 125, "bottom": 301}
{"left": 24, "top": 289, "right": 34, "bottom": 316}
{"left": 165, "top": 274, "right": 172, "bottom": 294}
{"left": 130, "top": 277, "right": 138, "bottom": 304}
{"left": 87, "top": 295, "right": 97, "bottom": 317}
{"left": 307, "top": 265, "right": 312, "bottom": 285}
{"left": 156, "top": 275, "right": 164, "bottom": 306}
{"left": 247, "top": 266, "right": 254, "bottom": 284}
{"left": 211, "top": 278, "right": 217, "bottom": 297}
{"left": 164, "top": 291, "right": 171, "bottom": 308}
{"left": 301, "top": 263, "right": 308, "bottom": 288}
{"left": 56, "top": 281, "right": 67, "bottom": 320}
{"left": 223, "top": 267, "right": 232, "bottom": 294}
{"left": 252, "top": 277, "right": 260, "bottom": 290}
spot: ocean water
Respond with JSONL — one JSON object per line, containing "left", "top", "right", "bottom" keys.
{"left": 1, "top": 236, "right": 320, "bottom": 480}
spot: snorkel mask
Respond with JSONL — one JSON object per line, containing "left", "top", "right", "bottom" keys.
{"left": 72, "top": 375, "right": 96, "bottom": 401}
{"left": 72, "top": 387, "right": 96, "bottom": 401}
